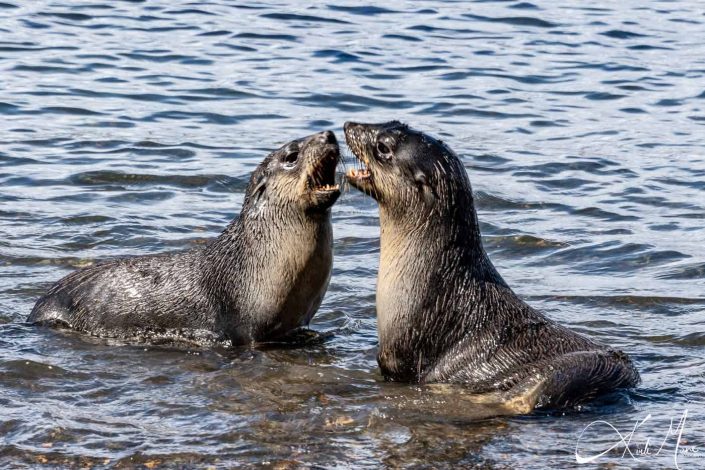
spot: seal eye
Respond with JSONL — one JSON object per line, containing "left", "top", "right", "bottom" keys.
{"left": 376, "top": 141, "right": 393, "bottom": 159}
{"left": 283, "top": 150, "right": 299, "bottom": 168}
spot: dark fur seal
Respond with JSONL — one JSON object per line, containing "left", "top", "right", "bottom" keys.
{"left": 344, "top": 121, "right": 639, "bottom": 410}
{"left": 28, "top": 131, "right": 341, "bottom": 346}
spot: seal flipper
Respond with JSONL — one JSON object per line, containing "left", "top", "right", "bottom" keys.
{"left": 498, "top": 349, "right": 640, "bottom": 410}
{"left": 28, "top": 316, "right": 72, "bottom": 330}
{"left": 426, "top": 381, "right": 544, "bottom": 416}
{"left": 27, "top": 291, "right": 73, "bottom": 326}
{"left": 426, "top": 350, "right": 639, "bottom": 416}
{"left": 27, "top": 263, "right": 108, "bottom": 326}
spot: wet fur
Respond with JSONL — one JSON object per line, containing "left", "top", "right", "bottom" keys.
{"left": 28, "top": 132, "right": 340, "bottom": 346}
{"left": 345, "top": 121, "right": 640, "bottom": 409}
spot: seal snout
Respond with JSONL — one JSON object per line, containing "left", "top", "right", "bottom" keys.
{"left": 315, "top": 130, "right": 337, "bottom": 145}
{"left": 305, "top": 131, "right": 340, "bottom": 195}
{"left": 343, "top": 121, "right": 374, "bottom": 191}
{"left": 343, "top": 121, "right": 359, "bottom": 134}
{"left": 342, "top": 121, "right": 365, "bottom": 157}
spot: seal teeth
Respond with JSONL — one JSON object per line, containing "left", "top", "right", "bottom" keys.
{"left": 347, "top": 168, "right": 371, "bottom": 179}
{"left": 314, "top": 183, "right": 340, "bottom": 192}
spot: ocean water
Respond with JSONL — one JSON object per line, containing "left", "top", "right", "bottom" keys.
{"left": 1, "top": 1, "right": 704, "bottom": 468}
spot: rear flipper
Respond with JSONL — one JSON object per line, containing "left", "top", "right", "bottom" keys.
{"left": 431, "top": 349, "right": 640, "bottom": 415}
{"left": 532, "top": 349, "right": 640, "bottom": 408}
{"left": 27, "top": 263, "right": 108, "bottom": 326}
{"left": 27, "top": 295, "right": 73, "bottom": 326}
{"left": 500, "top": 349, "right": 640, "bottom": 412}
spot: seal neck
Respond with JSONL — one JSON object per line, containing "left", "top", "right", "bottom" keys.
{"left": 376, "top": 189, "right": 509, "bottom": 382}
{"left": 211, "top": 203, "right": 329, "bottom": 260}
{"left": 378, "top": 189, "right": 489, "bottom": 276}
{"left": 203, "top": 203, "right": 332, "bottom": 344}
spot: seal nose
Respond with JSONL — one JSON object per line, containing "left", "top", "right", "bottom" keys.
{"left": 315, "top": 130, "right": 337, "bottom": 145}
{"left": 343, "top": 121, "right": 358, "bottom": 134}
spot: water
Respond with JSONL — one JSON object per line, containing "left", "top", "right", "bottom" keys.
{"left": 1, "top": 0, "right": 704, "bottom": 468}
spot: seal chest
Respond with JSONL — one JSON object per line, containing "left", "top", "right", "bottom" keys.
{"left": 345, "top": 120, "right": 640, "bottom": 409}
{"left": 240, "top": 219, "right": 333, "bottom": 337}
{"left": 29, "top": 130, "right": 341, "bottom": 347}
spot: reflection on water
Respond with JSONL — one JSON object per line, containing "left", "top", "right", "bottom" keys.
{"left": 1, "top": 0, "right": 704, "bottom": 468}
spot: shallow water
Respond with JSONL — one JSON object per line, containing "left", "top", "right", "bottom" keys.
{"left": 1, "top": 0, "right": 704, "bottom": 468}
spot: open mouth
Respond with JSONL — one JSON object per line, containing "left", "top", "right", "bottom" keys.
{"left": 343, "top": 122, "right": 373, "bottom": 186}
{"left": 346, "top": 152, "right": 372, "bottom": 183}
{"left": 308, "top": 149, "right": 340, "bottom": 193}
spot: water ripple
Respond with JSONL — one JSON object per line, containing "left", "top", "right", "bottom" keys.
{"left": 1, "top": 0, "right": 704, "bottom": 468}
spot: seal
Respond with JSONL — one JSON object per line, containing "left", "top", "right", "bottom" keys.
{"left": 344, "top": 121, "right": 639, "bottom": 410}
{"left": 28, "top": 130, "right": 341, "bottom": 347}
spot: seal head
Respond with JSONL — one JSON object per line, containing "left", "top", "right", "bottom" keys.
{"left": 246, "top": 130, "right": 340, "bottom": 214}
{"left": 344, "top": 121, "right": 464, "bottom": 211}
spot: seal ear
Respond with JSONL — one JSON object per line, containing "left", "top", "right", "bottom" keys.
{"left": 414, "top": 171, "right": 438, "bottom": 204}
{"left": 251, "top": 173, "right": 268, "bottom": 204}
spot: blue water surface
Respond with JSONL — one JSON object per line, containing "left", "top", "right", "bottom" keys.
{"left": 1, "top": 1, "right": 704, "bottom": 468}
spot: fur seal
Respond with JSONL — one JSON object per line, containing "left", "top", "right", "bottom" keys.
{"left": 344, "top": 120, "right": 639, "bottom": 410}
{"left": 28, "top": 131, "right": 341, "bottom": 347}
